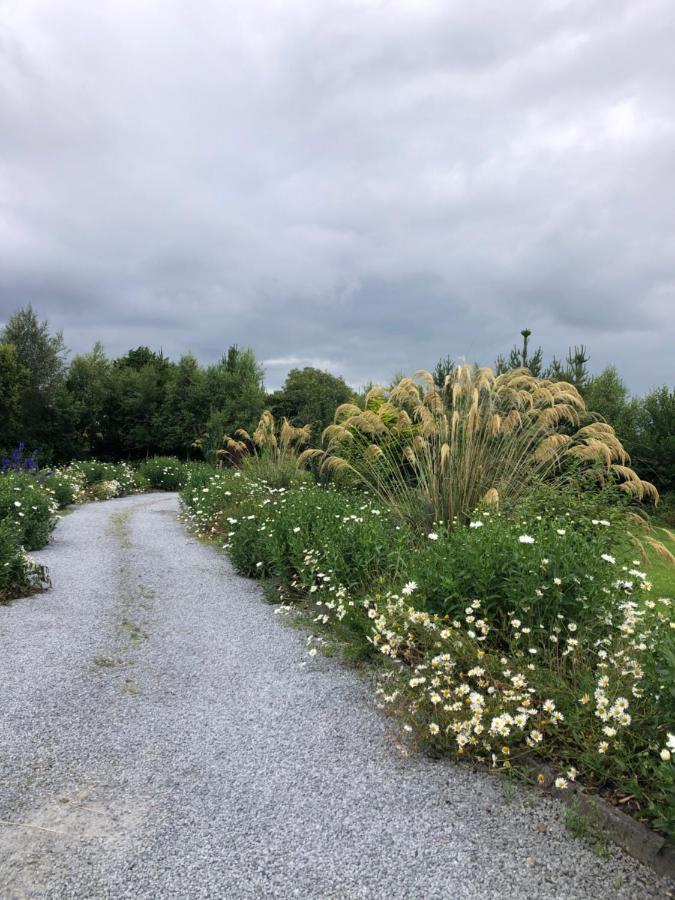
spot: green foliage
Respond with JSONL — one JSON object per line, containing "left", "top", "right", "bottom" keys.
{"left": 197, "top": 410, "right": 232, "bottom": 464}
{"left": 231, "top": 484, "right": 407, "bottom": 591}
{"left": 66, "top": 461, "right": 139, "bottom": 500}
{"left": 0, "top": 306, "right": 68, "bottom": 395}
{"left": 432, "top": 355, "right": 454, "bottom": 390}
{"left": 0, "top": 343, "right": 28, "bottom": 451}
{"left": 240, "top": 453, "right": 309, "bottom": 489}
{"left": 585, "top": 366, "right": 638, "bottom": 443}
{"left": 495, "top": 328, "right": 590, "bottom": 391}
{"left": 0, "top": 518, "right": 48, "bottom": 603}
{"left": 43, "top": 469, "right": 84, "bottom": 508}
{"left": 104, "top": 350, "right": 170, "bottom": 458}
{"left": 406, "top": 491, "right": 633, "bottom": 634}
{"left": 267, "top": 367, "right": 354, "bottom": 438}
{"left": 195, "top": 346, "right": 267, "bottom": 460}
{"left": 0, "top": 305, "right": 268, "bottom": 465}
{"left": 584, "top": 372, "right": 674, "bottom": 498}
{"left": 495, "top": 328, "right": 545, "bottom": 377}
{"left": 156, "top": 354, "right": 209, "bottom": 458}
{"left": 136, "top": 457, "right": 189, "bottom": 491}
{"left": 210, "top": 346, "right": 266, "bottom": 426}
{"left": 0, "top": 306, "right": 74, "bottom": 459}
{"left": 654, "top": 494, "right": 675, "bottom": 528}
{"left": 0, "top": 472, "right": 55, "bottom": 550}
{"left": 66, "top": 342, "right": 112, "bottom": 456}
{"left": 631, "top": 386, "right": 675, "bottom": 495}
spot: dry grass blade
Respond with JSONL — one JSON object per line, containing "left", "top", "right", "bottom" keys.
{"left": 0, "top": 819, "right": 66, "bottom": 835}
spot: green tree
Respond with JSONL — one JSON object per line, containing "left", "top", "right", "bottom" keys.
{"left": 546, "top": 346, "right": 591, "bottom": 393}
{"left": 157, "top": 354, "right": 209, "bottom": 458}
{"left": 495, "top": 329, "right": 591, "bottom": 392}
{"left": 268, "top": 367, "right": 354, "bottom": 438}
{"left": 630, "top": 386, "right": 675, "bottom": 494}
{"left": 67, "top": 342, "right": 112, "bottom": 456}
{"left": 433, "top": 355, "right": 454, "bottom": 389}
{"left": 115, "top": 346, "right": 168, "bottom": 372}
{"left": 206, "top": 346, "right": 266, "bottom": 435}
{"left": 0, "top": 343, "right": 28, "bottom": 451}
{"left": 102, "top": 347, "right": 174, "bottom": 458}
{"left": 584, "top": 366, "right": 638, "bottom": 445}
{"left": 0, "top": 306, "right": 72, "bottom": 457}
{"left": 496, "top": 328, "right": 544, "bottom": 376}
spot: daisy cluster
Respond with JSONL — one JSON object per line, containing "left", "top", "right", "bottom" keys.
{"left": 368, "top": 579, "right": 672, "bottom": 781}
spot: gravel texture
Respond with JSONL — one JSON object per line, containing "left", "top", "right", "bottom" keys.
{"left": 0, "top": 492, "right": 671, "bottom": 899}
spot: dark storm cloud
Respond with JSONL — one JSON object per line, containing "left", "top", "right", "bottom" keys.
{"left": 0, "top": 0, "right": 673, "bottom": 390}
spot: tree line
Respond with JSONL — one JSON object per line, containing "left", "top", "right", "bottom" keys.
{"left": 0, "top": 309, "right": 672, "bottom": 502}
{"left": 0, "top": 307, "right": 353, "bottom": 463}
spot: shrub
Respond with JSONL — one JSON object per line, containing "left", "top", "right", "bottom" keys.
{"left": 137, "top": 457, "right": 187, "bottom": 491}
{"left": 312, "top": 366, "right": 657, "bottom": 528}
{"left": 68, "top": 461, "right": 139, "bottom": 498}
{"left": 0, "top": 471, "right": 56, "bottom": 550}
{"left": 367, "top": 578, "right": 674, "bottom": 837}
{"left": 227, "top": 482, "right": 408, "bottom": 592}
{"left": 42, "top": 468, "right": 86, "bottom": 508}
{"left": 68, "top": 460, "right": 114, "bottom": 486}
{"left": 405, "top": 491, "right": 635, "bottom": 635}
{"left": 89, "top": 480, "right": 123, "bottom": 501}
{"left": 0, "top": 517, "right": 48, "bottom": 603}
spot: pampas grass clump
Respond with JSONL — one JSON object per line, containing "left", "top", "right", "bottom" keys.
{"left": 304, "top": 365, "right": 657, "bottom": 527}
{"left": 222, "top": 410, "right": 311, "bottom": 488}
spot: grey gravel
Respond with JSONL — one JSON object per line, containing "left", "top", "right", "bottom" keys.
{"left": 0, "top": 492, "right": 671, "bottom": 900}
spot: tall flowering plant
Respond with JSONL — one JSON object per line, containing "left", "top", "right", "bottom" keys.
{"left": 1, "top": 443, "right": 40, "bottom": 477}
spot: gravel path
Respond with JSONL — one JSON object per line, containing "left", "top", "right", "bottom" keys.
{"left": 0, "top": 493, "right": 671, "bottom": 900}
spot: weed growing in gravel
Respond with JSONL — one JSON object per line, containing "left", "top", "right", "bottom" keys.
{"left": 563, "top": 799, "right": 610, "bottom": 858}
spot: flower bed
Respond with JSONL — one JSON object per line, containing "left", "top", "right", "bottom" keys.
{"left": 180, "top": 467, "right": 675, "bottom": 841}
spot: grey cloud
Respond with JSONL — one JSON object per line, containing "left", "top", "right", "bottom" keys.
{"left": 0, "top": 0, "right": 673, "bottom": 392}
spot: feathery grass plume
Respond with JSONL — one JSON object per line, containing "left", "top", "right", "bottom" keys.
{"left": 314, "top": 364, "right": 658, "bottom": 528}
{"left": 221, "top": 411, "right": 312, "bottom": 487}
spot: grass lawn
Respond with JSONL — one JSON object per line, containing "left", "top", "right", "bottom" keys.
{"left": 643, "top": 525, "right": 675, "bottom": 597}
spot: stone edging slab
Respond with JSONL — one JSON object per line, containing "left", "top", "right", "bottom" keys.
{"left": 531, "top": 760, "right": 675, "bottom": 880}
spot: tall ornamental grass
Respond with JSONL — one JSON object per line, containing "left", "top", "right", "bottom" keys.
{"left": 223, "top": 410, "right": 312, "bottom": 488}
{"left": 309, "top": 366, "right": 657, "bottom": 527}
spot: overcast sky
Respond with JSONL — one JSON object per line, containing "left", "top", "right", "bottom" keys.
{"left": 1, "top": 0, "right": 674, "bottom": 391}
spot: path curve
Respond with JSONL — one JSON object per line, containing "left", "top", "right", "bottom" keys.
{"left": 0, "top": 494, "right": 670, "bottom": 899}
